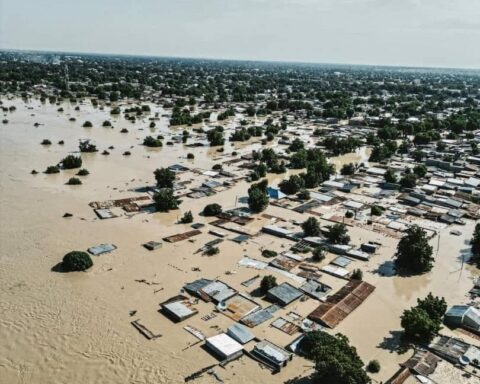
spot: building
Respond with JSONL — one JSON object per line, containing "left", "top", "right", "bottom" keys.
{"left": 160, "top": 295, "right": 198, "bottom": 322}
{"left": 251, "top": 340, "right": 293, "bottom": 372}
{"left": 266, "top": 283, "right": 303, "bottom": 307}
{"left": 205, "top": 333, "right": 244, "bottom": 360}
{"left": 444, "top": 305, "right": 480, "bottom": 335}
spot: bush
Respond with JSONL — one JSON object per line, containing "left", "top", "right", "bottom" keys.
{"left": 102, "top": 120, "right": 111, "bottom": 127}
{"left": 203, "top": 203, "right": 222, "bottom": 216}
{"left": 45, "top": 165, "right": 60, "bottom": 174}
{"left": 262, "top": 249, "right": 277, "bottom": 258}
{"left": 82, "top": 121, "right": 93, "bottom": 127}
{"left": 351, "top": 268, "right": 363, "bottom": 280}
{"left": 61, "top": 155, "right": 82, "bottom": 169}
{"left": 67, "top": 177, "right": 82, "bottom": 185}
{"left": 367, "top": 360, "right": 380, "bottom": 373}
{"left": 76, "top": 168, "right": 89, "bottom": 176}
{"left": 260, "top": 275, "right": 277, "bottom": 294}
{"left": 341, "top": 163, "right": 355, "bottom": 176}
{"left": 312, "top": 247, "right": 326, "bottom": 262}
{"left": 62, "top": 251, "right": 93, "bottom": 272}
{"left": 79, "top": 140, "right": 97, "bottom": 153}
{"left": 143, "top": 136, "right": 162, "bottom": 147}
{"left": 41, "top": 139, "right": 52, "bottom": 145}
{"left": 120, "top": 128, "right": 128, "bottom": 133}
{"left": 205, "top": 246, "right": 219, "bottom": 256}
{"left": 297, "top": 189, "right": 311, "bottom": 201}
{"left": 345, "top": 211, "right": 354, "bottom": 219}
{"left": 187, "top": 153, "right": 194, "bottom": 159}
{"left": 302, "top": 217, "right": 321, "bottom": 237}
{"left": 180, "top": 211, "right": 193, "bottom": 224}
{"left": 371, "top": 205, "right": 383, "bottom": 216}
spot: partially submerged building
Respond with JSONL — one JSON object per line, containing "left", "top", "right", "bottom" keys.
{"left": 444, "top": 305, "right": 480, "bottom": 335}
{"left": 205, "top": 333, "right": 244, "bottom": 361}
{"left": 266, "top": 283, "right": 303, "bottom": 307}
{"left": 160, "top": 295, "right": 198, "bottom": 322}
{"left": 250, "top": 340, "right": 293, "bottom": 372}
{"left": 308, "top": 280, "right": 375, "bottom": 328}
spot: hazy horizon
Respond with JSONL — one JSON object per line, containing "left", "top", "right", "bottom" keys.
{"left": 1, "top": 0, "right": 479, "bottom": 69}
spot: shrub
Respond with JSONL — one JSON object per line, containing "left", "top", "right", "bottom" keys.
{"left": 312, "top": 247, "right": 326, "bottom": 262}
{"left": 203, "top": 203, "right": 222, "bottom": 216}
{"left": 102, "top": 120, "right": 111, "bottom": 127}
{"left": 79, "top": 140, "right": 97, "bottom": 153}
{"left": 262, "top": 249, "right": 277, "bottom": 258}
{"left": 82, "top": 121, "right": 93, "bottom": 127}
{"left": 120, "top": 128, "right": 128, "bottom": 133}
{"left": 371, "top": 205, "right": 383, "bottom": 216}
{"left": 187, "top": 153, "right": 195, "bottom": 159}
{"left": 297, "top": 189, "right": 310, "bottom": 201}
{"left": 62, "top": 251, "right": 93, "bottom": 272}
{"left": 345, "top": 211, "right": 354, "bottom": 219}
{"left": 367, "top": 360, "right": 380, "bottom": 373}
{"left": 76, "top": 168, "right": 89, "bottom": 176}
{"left": 180, "top": 211, "right": 193, "bottom": 224}
{"left": 61, "top": 155, "right": 82, "bottom": 169}
{"left": 351, "top": 269, "right": 363, "bottom": 280}
{"left": 205, "top": 246, "right": 219, "bottom": 256}
{"left": 260, "top": 275, "right": 277, "bottom": 294}
{"left": 45, "top": 165, "right": 60, "bottom": 174}
{"left": 67, "top": 177, "right": 82, "bottom": 185}
{"left": 41, "top": 139, "right": 52, "bottom": 145}
{"left": 143, "top": 136, "right": 162, "bottom": 147}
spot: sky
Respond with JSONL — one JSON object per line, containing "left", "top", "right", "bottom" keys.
{"left": 1, "top": 0, "right": 479, "bottom": 69}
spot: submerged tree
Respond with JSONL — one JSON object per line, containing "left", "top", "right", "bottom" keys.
{"left": 248, "top": 180, "right": 269, "bottom": 213}
{"left": 325, "top": 223, "right": 350, "bottom": 245}
{"left": 154, "top": 167, "right": 176, "bottom": 188}
{"left": 401, "top": 293, "right": 447, "bottom": 343}
{"left": 302, "top": 217, "right": 321, "bottom": 237}
{"left": 260, "top": 275, "right": 277, "bottom": 294}
{"left": 299, "top": 331, "right": 371, "bottom": 384}
{"left": 395, "top": 225, "right": 434, "bottom": 274}
{"left": 62, "top": 251, "right": 93, "bottom": 272}
{"left": 153, "top": 188, "right": 181, "bottom": 212}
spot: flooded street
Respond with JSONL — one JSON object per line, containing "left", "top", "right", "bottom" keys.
{"left": 0, "top": 98, "right": 479, "bottom": 384}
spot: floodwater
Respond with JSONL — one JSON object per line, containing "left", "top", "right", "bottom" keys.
{"left": 0, "top": 98, "right": 478, "bottom": 384}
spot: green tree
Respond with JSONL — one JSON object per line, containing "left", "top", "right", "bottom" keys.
{"left": 154, "top": 168, "right": 176, "bottom": 188}
{"left": 299, "top": 331, "right": 370, "bottom": 384}
{"left": 279, "top": 174, "right": 305, "bottom": 195}
{"left": 61, "top": 155, "right": 82, "bottom": 169}
{"left": 302, "top": 217, "right": 321, "bottom": 237}
{"left": 325, "top": 223, "right": 350, "bottom": 245}
{"left": 399, "top": 173, "right": 417, "bottom": 189}
{"left": 180, "top": 211, "right": 193, "bottom": 224}
{"left": 395, "top": 225, "right": 434, "bottom": 274}
{"left": 62, "top": 251, "right": 93, "bottom": 272}
{"left": 384, "top": 168, "right": 397, "bottom": 184}
{"left": 260, "top": 275, "right": 277, "bottom": 294}
{"left": 341, "top": 163, "right": 355, "bottom": 176}
{"left": 413, "top": 164, "right": 427, "bottom": 178}
{"left": 143, "top": 136, "right": 162, "bottom": 147}
{"left": 351, "top": 269, "right": 363, "bottom": 280}
{"left": 203, "top": 203, "right": 222, "bottom": 216}
{"left": 367, "top": 360, "right": 380, "bottom": 373}
{"left": 154, "top": 188, "right": 181, "bottom": 212}
{"left": 312, "top": 246, "right": 326, "bottom": 262}
{"left": 471, "top": 223, "right": 480, "bottom": 264}
{"left": 248, "top": 180, "right": 269, "bottom": 213}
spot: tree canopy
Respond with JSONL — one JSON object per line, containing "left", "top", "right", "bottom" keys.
{"left": 395, "top": 225, "right": 434, "bottom": 274}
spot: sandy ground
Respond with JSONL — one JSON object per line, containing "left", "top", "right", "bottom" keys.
{"left": 0, "top": 98, "right": 479, "bottom": 384}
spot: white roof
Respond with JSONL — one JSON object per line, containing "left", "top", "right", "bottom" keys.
{"left": 321, "top": 264, "right": 350, "bottom": 277}
{"left": 206, "top": 333, "right": 243, "bottom": 356}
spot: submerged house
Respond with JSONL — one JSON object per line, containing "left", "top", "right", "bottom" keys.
{"left": 250, "top": 340, "right": 293, "bottom": 372}
{"left": 266, "top": 283, "right": 303, "bottom": 307}
{"left": 160, "top": 295, "right": 198, "bottom": 322}
{"left": 444, "top": 305, "right": 480, "bottom": 335}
